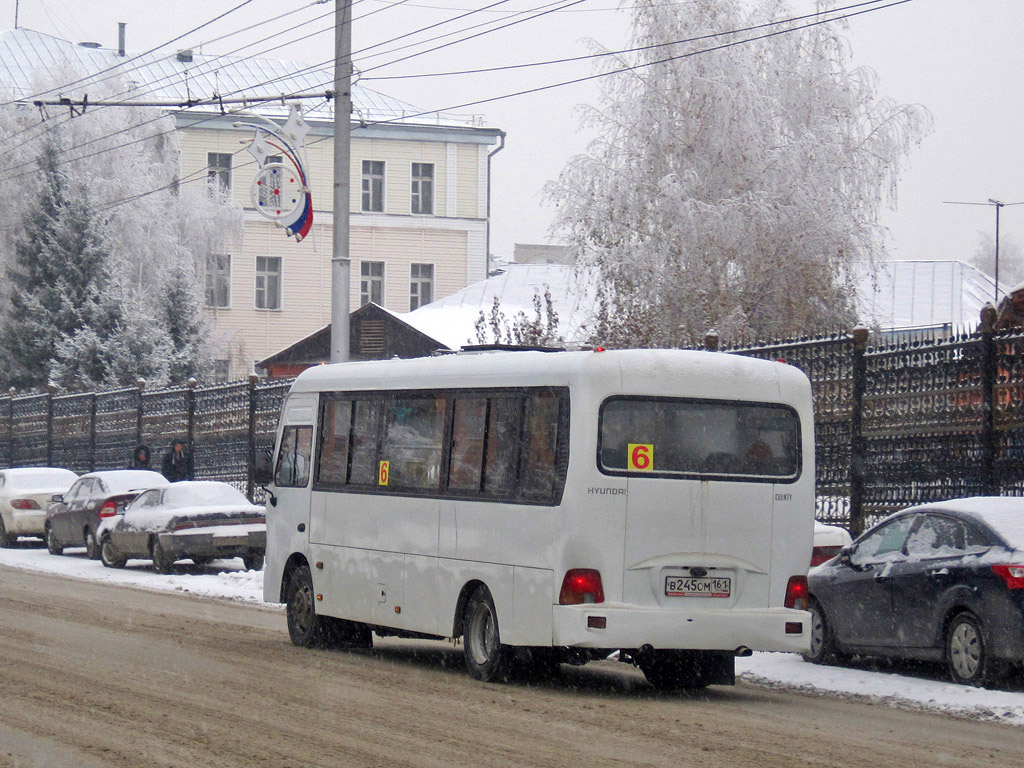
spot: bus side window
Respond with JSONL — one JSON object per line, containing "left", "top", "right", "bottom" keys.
{"left": 383, "top": 396, "right": 446, "bottom": 490}
{"left": 521, "top": 391, "right": 560, "bottom": 500}
{"left": 449, "top": 397, "right": 487, "bottom": 492}
{"left": 484, "top": 397, "right": 520, "bottom": 494}
{"left": 349, "top": 400, "right": 383, "bottom": 485}
{"left": 317, "top": 400, "right": 352, "bottom": 487}
{"left": 276, "top": 426, "right": 313, "bottom": 487}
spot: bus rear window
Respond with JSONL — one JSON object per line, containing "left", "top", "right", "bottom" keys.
{"left": 599, "top": 397, "right": 800, "bottom": 480}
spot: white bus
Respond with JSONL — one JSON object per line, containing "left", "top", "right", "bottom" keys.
{"left": 260, "top": 348, "right": 815, "bottom": 688}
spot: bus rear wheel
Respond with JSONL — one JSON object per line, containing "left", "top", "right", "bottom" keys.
{"left": 463, "top": 586, "right": 511, "bottom": 682}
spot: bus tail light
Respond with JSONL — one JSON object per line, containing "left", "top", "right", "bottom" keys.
{"left": 10, "top": 498, "right": 40, "bottom": 510}
{"left": 784, "top": 575, "right": 809, "bottom": 610}
{"left": 992, "top": 565, "right": 1024, "bottom": 589}
{"left": 559, "top": 569, "right": 605, "bottom": 604}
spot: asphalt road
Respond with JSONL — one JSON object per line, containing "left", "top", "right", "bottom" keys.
{"left": 1, "top": 565, "right": 1022, "bottom": 768}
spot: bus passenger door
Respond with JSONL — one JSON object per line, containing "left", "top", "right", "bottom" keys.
{"left": 268, "top": 398, "right": 316, "bottom": 597}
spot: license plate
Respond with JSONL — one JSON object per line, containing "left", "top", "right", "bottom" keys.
{"left": 665, "top": 576, "right": 731, "bottom": 598}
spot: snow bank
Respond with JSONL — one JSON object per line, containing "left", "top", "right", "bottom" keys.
{"left": 2, "top": 544, "right": 1023, "bottom": 724}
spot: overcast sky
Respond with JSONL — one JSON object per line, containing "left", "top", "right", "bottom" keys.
{"left": 6, "top": 0, "right": 1023, "bottom": 275}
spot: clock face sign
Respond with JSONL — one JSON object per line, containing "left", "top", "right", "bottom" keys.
{"left": 251, "top": 162, "right": 305, "bottom": 223}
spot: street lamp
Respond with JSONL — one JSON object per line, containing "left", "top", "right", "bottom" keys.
{"left": 944, "top": 199, "right": 1024, "bottom": 304}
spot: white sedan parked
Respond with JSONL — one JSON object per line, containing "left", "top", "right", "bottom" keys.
{"left": 0, "top": 467, "right": 78, "bottom": 547}
{"left": 97, "top": 481, "right": 266, "bottom": 573}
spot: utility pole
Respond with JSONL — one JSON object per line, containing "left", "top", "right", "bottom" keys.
{"left": 331, "top": 0, "right": 353, "bottom": 363}
{"left": 944, "top": 198, "right": 1024, "bottom": 304}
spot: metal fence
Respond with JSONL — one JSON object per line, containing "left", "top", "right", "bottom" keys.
{"left": 0, "top": 376, "right": 292, "bottom": 500}
{"left": 3, "top": 312, "right": 1022, "bottom": 527}
{"left": 728, "top": 305, "right": 1024, "bottom": 534}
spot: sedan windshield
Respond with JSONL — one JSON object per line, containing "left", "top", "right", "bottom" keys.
{"left": 161, "top": 483, "right": 249, "bottom": 508}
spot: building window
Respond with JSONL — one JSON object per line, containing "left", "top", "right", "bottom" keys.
{"left": 257, "top": 154, "right": 283, "bottom": 209}
{"left": 205, "top": 254, "right": 231, "bottom": 308}
{"left": 361, "top": 160, "right": 384, "bottom": 212}
{"left": 255, "top": 256, "right": 282, "bottom": 310}
{"left": 360, "top": 261, "right": 384, "bottom": 306}
{"left": 410, "top": 263, "right": 433, "bottom": 310}
{"left": 411, "top": 162, "right": 434, "bottom": 215}
{"left": 207, "top": 152, "right": 232, "bottom": 192}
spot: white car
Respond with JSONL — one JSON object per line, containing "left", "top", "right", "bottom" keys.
{"left": 97, "top": 481, "right": 266, "bottom": 573}
{"left": 0, "top": 467, "right": 79, "bottom": 547}
{"left": 812, "top": 520, "right": 853, "bottom": 567}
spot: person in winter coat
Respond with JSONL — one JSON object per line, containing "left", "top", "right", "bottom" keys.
{"left": 130, "top": 444, "right": 151, "bottom": 469}
{"left": 161, "top": 439, "right": 194, "bottom": 482}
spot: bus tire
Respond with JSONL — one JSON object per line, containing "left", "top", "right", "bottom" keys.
{"left": 286, "top": 565, "right": 329, "bottom": 648}
{"left": 463, "top": 585, "right": 511, "bottom": 682}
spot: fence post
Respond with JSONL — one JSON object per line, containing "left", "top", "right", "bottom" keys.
{"left": 45, "top": 383, "right": 56, "bottom": 467}
{"left": 980, "top": 303, "right": 998, "bottom": 495}
{"left": 247, "top": 373, "right": 259, "bottom": 500}
{"left": 89, "top": 393, "right": 97, "bottom": 472}
{"left": 186, "top": 378, "right": 197, "bottom": 466}
{"left": 135, "top": 378, "right": 146, "bottom": 448}
{"left": 8, "top": 388, "right": 15, "bottom": 468}
{"left": 849, "top": 326, "right": 869, "bottom": 537}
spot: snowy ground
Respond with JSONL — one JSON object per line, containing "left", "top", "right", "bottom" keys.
{"left": 3, "top": 541, "right": 1024, "bottom": 726}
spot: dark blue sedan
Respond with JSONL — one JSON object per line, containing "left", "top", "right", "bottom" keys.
{"left": 805, "top": 497, "right": 1024, "bottom": 686}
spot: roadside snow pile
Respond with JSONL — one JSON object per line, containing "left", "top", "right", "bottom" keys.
{"left": 3, "top": 543, "right": 1024, "bottom": 724}
{"left": 0, "top": 543, "right": 266, "bottom": 604}
{"left": 741, "top": 653, "right": 1024, "bottom": 725}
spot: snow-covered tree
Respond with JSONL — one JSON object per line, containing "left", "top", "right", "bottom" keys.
{"left": 970, "top": 231, "right": 1024, "bottom": 288}
{"left": 546, "top": 0, "right": 931, "bottom": 347}
{"left": 474, "top": 288, "right": 562, "bottom": 346}
{"left": 0, "top": 67, "right": 242, "bottom": 390}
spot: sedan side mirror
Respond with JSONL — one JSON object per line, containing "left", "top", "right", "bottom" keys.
{"left": 51, "top": 494, "right": 63, "bottom": 503}
{"left": 253, "top": 450, "right": 273, "bottom": 486}
{"left": 838, "top": 545, "right": 853, "bottom": 564}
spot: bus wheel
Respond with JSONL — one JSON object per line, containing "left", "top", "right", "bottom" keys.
{"left": 463, "top": 586, "right": 511, "bottom": 682}
{"left": 286, "top": 565, "right": 328, "bottom": 648}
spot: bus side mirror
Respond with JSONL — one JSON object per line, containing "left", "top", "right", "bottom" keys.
{"left": 253, "top": 450, "right": 273, "bottom": 486}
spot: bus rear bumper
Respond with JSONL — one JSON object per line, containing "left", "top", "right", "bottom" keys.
{"left": 551, "top": 603, "right": 810, "bottom": 654}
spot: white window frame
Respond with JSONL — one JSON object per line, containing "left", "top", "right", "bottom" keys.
{"left": 205, "top": 254, "right": 232, "bottom": 309}
{"left": 257, "top": 154, "right": 284, "bottom": 209}
{"left": 255, "top": 256, "right": 283, "bottom": 310}
{"left": 361, "top": 160, "right": 385, "bottom": 212}
{"left": 411, "top": 162, "right": 434, "bottom": 215}
{"left": 360, "top": 260, "right": 385, "bottom": 307}
{"left": 409, "top": 262, "right": 434, "bottom": 311}
{"left": 207, "top": 152, "right": 232, "bottom": 192}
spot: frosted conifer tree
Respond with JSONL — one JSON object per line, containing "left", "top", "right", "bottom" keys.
{"left": 546, "top": 0, "right": 931, "bottom": 347}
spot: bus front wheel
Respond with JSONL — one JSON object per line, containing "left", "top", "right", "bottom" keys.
{"left": 286, "top": 565, "right": 328, "bottom": 648}
{"left": 463, "top": 586, "right": 511, "bottom": 682}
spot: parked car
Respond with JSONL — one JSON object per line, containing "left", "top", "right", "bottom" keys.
{"left": 97, "top": 480, "right": 266, "bottom": 573}
{"left": 0, "top": 467, "right": 79, "bottom": 547}
{"left": 805, "top": 497, "right": 1024, "bottom": 686}
{"left": 812, "top": 521, "right": 853, "bottom": 567}
{"left": 45, "top": 470, "right": 169, "bottom": 559}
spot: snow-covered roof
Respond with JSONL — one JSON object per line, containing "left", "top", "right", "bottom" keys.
{"left": 397, "top": 259, "right": 997, "bottom": 349}
{"left": 400, "top": 263, "right": 598, "bottom": 349}
{"left": 855, "top": 259, "right": 1000, "bottom": 332}
{"left": 0, "top": 27, "right": 477, "bottom": 127}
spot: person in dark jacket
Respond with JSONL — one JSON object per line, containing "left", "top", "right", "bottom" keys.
{"left": 131, "top": 444, "right": 151, "bottom": 469}
{"left": 161, "top": 439, "right": 194, "bottom": 482}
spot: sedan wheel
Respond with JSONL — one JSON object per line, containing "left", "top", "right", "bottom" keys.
{"left": 946, "top": 612, "right": 995, "bottom": 686}
{"left": 0, "top": 516, "right": 15, "bottom": 547}
{"left": 100, "top": 536, "right": 127, "bottom": 569}
{"left": 46, "top": 526, "right": 63, "bottom": 556}
{"left": 242, "top": 553, "right": 264, "bottom": 571}
{"left": 803, "top": 599, "right": 837, "bottom": 664}
{"left": 151, "top": 540, "right": 175, "bottom": 574}
{"left": 84, "top": 528, "right": 101, "bottom": 560}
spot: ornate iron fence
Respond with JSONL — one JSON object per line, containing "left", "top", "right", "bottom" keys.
{"left": 3, "top": 313, "right": 1022, "bottom": 521}
{"left": 0, "top": 375, "right": 294, "bottom": 501}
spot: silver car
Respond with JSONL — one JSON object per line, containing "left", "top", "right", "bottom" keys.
{"left": 0, "top": 467, "right": 78, "bottom": 546}
{"left": 97, "top": 481, "right": 266, "bottom": 573}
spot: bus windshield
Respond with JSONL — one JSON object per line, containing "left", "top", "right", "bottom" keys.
{"left": 599, "top": 397, "right": 800, "bottom": 480}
